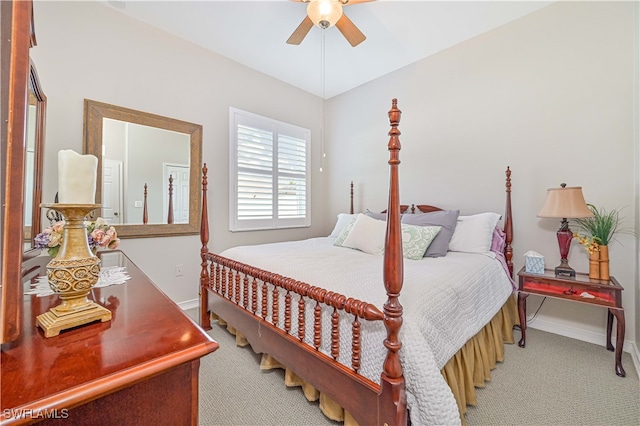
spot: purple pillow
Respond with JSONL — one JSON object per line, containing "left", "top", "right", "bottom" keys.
{"left": 401, "top": 210, "right": 460, "bottom": 257}
{"left": 490, "top": 226, "right": 517, "bottom": 291}
{"left": 491, "top": 227, "right": 506, "bottom": 253}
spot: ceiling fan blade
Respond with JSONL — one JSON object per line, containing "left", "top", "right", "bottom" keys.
{"left": 335, "top": 14, "right": 366, "bottom": 47}
{"left": 342, "top": 0, "right": 375, "bottom": 5}
{"left": 286, "top": 16, "right": 314, "bottom": 45}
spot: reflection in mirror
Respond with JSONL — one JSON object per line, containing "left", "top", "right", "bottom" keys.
{"left": 23, "top": 60, "right": 46, "bottom": 248}
{"left": 102, "top": 118, "right": 190, "bottom": 225}
{"left": 83, "top": 100, "right": 202, "bottom": 239}
{"left": 23, "top": 93, "right": 36, "bottom": 235}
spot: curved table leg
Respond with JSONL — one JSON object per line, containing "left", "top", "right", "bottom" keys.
{"left": 518, "top": 292, "right": 528, "bottom": 348}
{"left": 606, "top": 309, "right": 614, "bottom": 351}
{"left": 609, "top": 308, "right": 626, "bottom": 377}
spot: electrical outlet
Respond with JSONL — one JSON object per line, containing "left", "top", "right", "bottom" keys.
{"left": 175, "top": 264, "right": 184, "bottom": 277}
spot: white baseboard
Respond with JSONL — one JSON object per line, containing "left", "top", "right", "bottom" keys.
{"left": 528, "top": 317, "right": 640, "bottom": 379}
{"left": 178, "top": 298, "right": 199, "bottom": 311}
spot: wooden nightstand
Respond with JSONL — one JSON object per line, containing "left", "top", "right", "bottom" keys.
{"left": 517, "top": 266, "right": 625, "bottom": 377}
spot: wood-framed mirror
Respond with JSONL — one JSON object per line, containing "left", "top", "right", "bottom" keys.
{"left": 23, "top": 59, "right": 46, "bottom": 248}
{"left": 1, "top": 0, "right": 35, "bottom": 343}
{"left": 83, "top": 99, "right": 202, "bottom": 239}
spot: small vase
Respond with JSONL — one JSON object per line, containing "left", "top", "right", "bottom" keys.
{"left": 589, "top": 251, "right": 600, "bottom": 280}
{"left": 599, "top": 245, "right": 610, "bottom": 281}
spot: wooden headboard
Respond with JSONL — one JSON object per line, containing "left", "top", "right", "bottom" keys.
{"left": 347, "top": 167, "right": 514, "bottom": 277}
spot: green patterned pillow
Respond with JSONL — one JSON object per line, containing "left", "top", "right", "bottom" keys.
{"left": 333, "top": 217, "right": 358, "bottom": 247}
{"left": 401, "top": 224, "right": 441, "bottom": 260}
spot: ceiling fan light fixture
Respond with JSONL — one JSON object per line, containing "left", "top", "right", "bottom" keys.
{"left": 307, "top": 0, "right": 343, "bottom": 29}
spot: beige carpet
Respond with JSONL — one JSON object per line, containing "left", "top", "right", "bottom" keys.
{"left": 193, "top": 311, "right": 639, "bottom": 426}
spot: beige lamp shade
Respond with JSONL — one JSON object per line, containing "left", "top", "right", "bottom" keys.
{"left": 538, "top": 186, "right": 593, "bottom": 219}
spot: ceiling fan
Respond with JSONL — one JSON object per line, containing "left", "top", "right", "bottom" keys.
{"left": 286, "top": 0, "right": 374, "bottom": 47}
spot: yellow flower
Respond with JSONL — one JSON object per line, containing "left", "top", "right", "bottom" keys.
{"left": 574, "top": 233, "right": 599, "bottom": 254}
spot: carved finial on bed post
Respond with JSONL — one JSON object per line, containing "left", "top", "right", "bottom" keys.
{"left": 381, "top": 98, "right": 407, "bottom": 425}
{"left": 200, "top": 164, "right": 211, "bottom": 330}
{"left": 504, "top": 166, "right": 514, "bottom": 277}
{"left": 350, "top": 181, "right": 354, "bottom": 214}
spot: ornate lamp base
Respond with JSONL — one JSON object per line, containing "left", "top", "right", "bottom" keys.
{"left": 37, "top": 203, "right": 112, "bottom": 337}
{"left": 37, "top": 303, "right": 112, "bottom": 338}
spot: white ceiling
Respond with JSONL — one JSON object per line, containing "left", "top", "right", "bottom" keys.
{"left": 101, "top": 0, "right": 553, "bottom": 99}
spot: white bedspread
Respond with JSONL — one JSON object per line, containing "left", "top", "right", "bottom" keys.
{"left": 220, "top": 237, "right": 513, "bottom": 426}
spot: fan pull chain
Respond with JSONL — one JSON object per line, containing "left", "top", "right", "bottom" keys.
{"left": 319, "top": 29, "right": 326, "bottom": 173}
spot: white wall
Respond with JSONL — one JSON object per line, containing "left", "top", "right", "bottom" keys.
{"left": 326, "top": 2, "right": 638, "bottom": 352}
{"left": 30, "top": 1, "right": 326, "bottom": 304}
{"left": 634, "top": 0, "right": 640, "bottom": 368}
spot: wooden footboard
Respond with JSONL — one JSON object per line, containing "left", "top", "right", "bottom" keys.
{"left": 204, "top": 254, "right": 390, "bottom": 425}
{"left": 200, "top": 99, "right": 408, "bottom": 426}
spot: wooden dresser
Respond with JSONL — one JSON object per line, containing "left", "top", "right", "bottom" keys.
{"left": 1, "top": 251, "right": 218, "bottom": 425}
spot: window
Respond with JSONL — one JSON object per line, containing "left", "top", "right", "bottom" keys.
{"left": 229, "top": 107, "right": 311, "bottom": 231}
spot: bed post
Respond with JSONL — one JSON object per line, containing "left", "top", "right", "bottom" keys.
{"left": 504, "top": 166, "right": 514, "bottom": 277}
{"left": 142, "top": 183, "right": 148, "bottom": 225}
{"left": 350, "top": 181, "right": 354, "bottom": 214}
{"left": 380, "top": 99, "right": 407, "bottom": 425}
{"left": 167, "top": 174, "right": 174, "bottom": 224}
{"left": 200, "top": 163, "right": 211, "bottom": 330}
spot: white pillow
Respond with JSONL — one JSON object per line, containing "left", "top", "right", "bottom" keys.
{"left": 342, "top": 214, "right": 387, "bottom": 255}
{"left": 329, "top": 213, "right": 356, "bottom": 238}
{"left": 333, "top": 216, "right": 357, "bottom": 247}
{"left": 448, "top": 212, "right": 501, "bottom": 253}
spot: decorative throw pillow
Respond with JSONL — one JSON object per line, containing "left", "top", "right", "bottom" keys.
{"left": 341, "top": 214, "right": 387, "bottom": 255}
{"left": 401, "top": 223, "right": 441, "bottom": 260}
{"left": 333, "top": 216, "right": 358, "bottom": 247}
{"left": 329, "top": 213, "right": 356, "bottom": 238}
{"left": 401, "top": 210, "right": 460, "bottom": 257}
{"left": 448, "top": 212, "right": 501, "bottom": 253}
{"left": 364, "top": 210, "right": 387, "bottom": 221}
{"left": 491, "top": 226, "right": 506, "bottom": 253}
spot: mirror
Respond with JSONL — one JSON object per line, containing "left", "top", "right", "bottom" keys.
{"left": 1, "top": 0, "right": 35, "bottom": 343}
{"left": 23, "top": 59, "right": 46, "bottom": 248}
{"left": 83, "top": 99, "right": 202, "bottom": 238}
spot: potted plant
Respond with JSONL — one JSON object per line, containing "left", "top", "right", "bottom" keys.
{"left": 573, "top": 205, "right": 628, "bottom": 280}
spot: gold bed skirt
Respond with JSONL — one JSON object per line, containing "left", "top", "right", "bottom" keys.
{"left": 213, "top": 294, "right": 518, "bottom": 425}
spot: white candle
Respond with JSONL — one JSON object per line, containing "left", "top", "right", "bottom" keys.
{"left": 57, "top": 150, "right": 98, "bottom": 204}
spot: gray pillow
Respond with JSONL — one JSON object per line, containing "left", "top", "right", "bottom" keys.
{"left": 365, "top": 211, "right": 387, "bottom": 221}
{"left": 401, "top": 210, "right": 460, "bottom": 257}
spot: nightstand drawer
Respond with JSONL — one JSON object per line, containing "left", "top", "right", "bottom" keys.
{"left": 521, "top": 280, "right": 617, "bottom": 307}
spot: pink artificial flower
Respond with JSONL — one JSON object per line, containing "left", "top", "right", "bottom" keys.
{"left": 91, "top": 229, "right": 106, "bottom": 245}
{"left": 99, "top": 227, "right": 118, "bottom": 247}
{"left": 52, "top": 221, "right": 65, "bottom": 233}
{"left": 107, "top": 238, "right": 120, "bottom": 250}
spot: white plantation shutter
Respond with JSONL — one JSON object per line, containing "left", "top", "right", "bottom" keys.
{"left": 230, "top": 108, "right": 311, "bottom": 231}
{"left": 237, "top": 125, "right": 273, "bottom": 221}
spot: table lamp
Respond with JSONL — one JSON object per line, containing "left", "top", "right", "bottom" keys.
{"left": 538, "top": 183, "right": 593, "bottom": 277}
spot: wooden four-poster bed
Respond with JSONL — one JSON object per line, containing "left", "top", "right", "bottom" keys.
{"left": 199, "top": 99, "right": 516, "bottom": 425}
